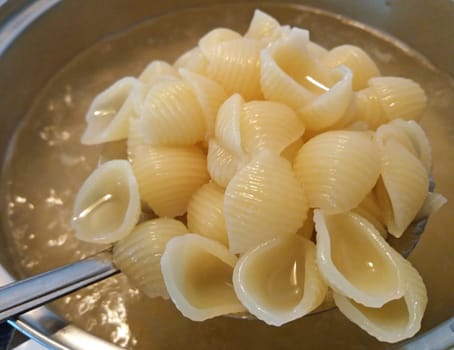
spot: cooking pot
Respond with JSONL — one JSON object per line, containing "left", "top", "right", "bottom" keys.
{"left": 0, "top": 0, "right": 453, "bottom": 349}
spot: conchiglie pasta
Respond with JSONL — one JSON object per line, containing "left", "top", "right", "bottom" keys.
{"left": 179, "top": 68, "right": 228, "bottom": 140}
{"left": 347, "top": 87, "right": 387, "bottom": 130}
{"left": 323, "top": 44, "right": 380, "bottom": 90}
{"left": 113, "top": 218, "right": 189, "bottom": 299}
{"left": 206, "top": 139, "right": 241, "bottom": 188}
{"left": 368, "top": 77, "right": 427, "bottom": 121}
{"left": 240, "top": 100, "right": 305, "bottom": 155}
{"left": 161, "top": 234, "right": 246, "bottom": 321}
{"left": 138, "top": 77, "right": 206, "bottom": 146}
{"left": 187, "top": 182, "right": 228, "bottom": 245}
{"left": 204, "top": 38, "right": 262, "bottom": 100}
{"left": 132, "top": 145, "right": 209, "bottom": 217}
{"left": 294, "top": 130, "right": 380, "bottom": 214}
{"left": 224, "top": 150, "right": 308, "bottom": 254}
{"left": 82, "top": 77, "right": 138, "bottom": 145}
{"left": 138, "top": 60, "right": 179, "bottom": 84}
{"left": 174, "top": 47, "right": 208, "bottom": 75}
{"left": 72, "top": 160, "right": 141, "bottom": 244}
{"left": 198, "top": 28, "right": 242, "bottom": 56}
{"left": 244, "top": 9, "right": 283, "bottom": 45}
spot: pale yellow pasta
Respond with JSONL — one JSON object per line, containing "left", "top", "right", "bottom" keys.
{"left": 132, "top": 145, "right": 209, "bottom": 217}
{"left": 306, "top": 41, "right": 328, "bottom": 59}
{"left": 323, "top": 44, "right": 380, "bottom": 90}
{"left": 161, "top": 234, "right": 246, "bottom": 321}
{"left": 215, "top": 93, "right": 245, "bottom": 158}
{"left": 368, "top": 77, "right": 427, "bottom": 121}
{"left": 72, "top": 160, "right": 141, "bottom": 244}
{"left": 298, "top": 66, "right": 354, "bottom": 131}
{"left": 415, "top": 192, "right": 448, "bottom": 221}
{"left": 113, "top": 218, "right": 189, "bottom": 299}
{"left": 241, "top": 100, "right": 304, "bottom": 154}
{"left": 294, "top": 130, "right": 381, "bottom": 214}
{"left": 314, "top": 210, "right": 405, "bottom": 308}
{"left": 260, "top": 28, "right": 336, "bottom": 110}
{"left": 346, "top": 87, "right": 387, "bottom": 129}
{"left": 174, "top": 46, "right": 208, "bottom": 75}
{"left": 334, "top": 249, "right": 427, "bottom": 343}
{"left": 374, "top": 139, "right": 429, "bottom": 238}
{"left": 138, "top": 60, "right": 179, "bottom": 84}
{"left": 206, "top": 139, "right": 241, "bottom": 188}
{"left": 244, "top": 9, "right": 283, "bottom": 45}
{"left": 82, "top": 77, "right": 138, "bottom": 145}
{"left": 296, "top": 209, "right": 315, "bottom": 240}
{"left": 179, "top": 68, "right": 228, "bottom": 140}
{"left": 138, "top": 77, "right": 206, "bottom": 146}
{"left": 233, "top": 235, "right": 327, "bottom": 326}
{"left": 352, "top": 191, "right": 387, "bottom": 238}
{"left": 281, "top": 137, "right": 304, "bottom": 163}
{"left": 187, "top": 182, "right": 228, "bottom": 245}
{"left": 224, "top": 150, "right": 308, "bottom": 254}
{"left": 198, "top": 28, "right": 242, "bottom": 56}
{"left": 204, "top": 38, "right": 262, "bottom": 100}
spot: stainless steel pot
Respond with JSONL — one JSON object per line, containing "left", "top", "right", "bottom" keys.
{"left": 0, "top": 1, "right": 453, "bottom": 349}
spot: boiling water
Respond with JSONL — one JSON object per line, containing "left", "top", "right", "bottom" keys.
{"left": 2, "top": 3, "right": 454, "bottom": 349}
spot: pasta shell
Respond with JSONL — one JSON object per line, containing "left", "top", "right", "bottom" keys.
{"left": 72, "top": 160, "right": 141, "bottom": 243}
{"left": 233, "top": 235, "right": 327, "bottom": 326}
{"left": 179, "top": 68, "right": 228, "bottom": 140}
{"left": 198, "top": 28, "right": 242, "bottom": 56}
{"left": 306, "top": 41, "right": 328, "bottom": 59}
{"left": 244, "top": 9, "right": 282, "bottom": 45}
{"left": 113, "top": 218, "right": 189, "bottom": 299}
{"left": 294, "top": 130, "right": 380, "bottom": 214}
{"left": 205, "top": 38, "right": 262, "bottom": 100}
{"left": 206, "top": 139, "right": 242, "bottom": 188}
{"left": 314, "top": 210, "right": 405, "bottom": 307}
{"left": 161, "top": 234, "right": 246, "bottom": 321}
{"left": 215, "top": 94, "right": 245, "bottom": 158}
{"left": 415, "top": 192, "right": 448, "bottom": 221}
{"left": 352, "top": 191, "right": 387, "bottom": 238}
{"left": 138, "top": 77, "right": 206, "bottom": 146}
{"left": 174, "top": 46, "right": 208, "bottom": 75}
{"left": 298, "top": 66, "right": 354, "bottom": 131}
{"left": 347, "top": 87, "right": 387, "bottom": 130}
{"left": 334, "top": 250, "right": 427, "bottom": 343}
{"left": 368, "top": 77, "right": 427, "bottom": 121}
{"left": 138, "top": 60, "right": 179, "bottom": 84}
{"left": 224, "top": 151, "right": 308, "bottom": 254}
{"left": 132, "top": 145, "right": 209, "bottom": 217}
{"left": 187, "top": 182, "right": 228, "bottom": 245}
{"left": 260, "top": 28, "right": 336, "bottom": 110}
{"left": 323, "top": 45, "right": 380, "bottom": 90}
{"left": 281, "top": 137, "right": 304, "bottom": 163}
{"left": 375, "top": 124, "right": 429, "bottom": 237}
{"left": 240, "top": 100, "right": 305, "bottom": 155}
{"left": 82, "top": 77, "right": 138, "bottom": 145}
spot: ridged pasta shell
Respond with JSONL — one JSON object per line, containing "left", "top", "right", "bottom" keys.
{"left": 244, "top": 9, "right": 282, "bottom": 45}
{"left": 260, "top": 28, "right": 336, "bottom": 110}
{"left": 138, "top": 77, "right": 206, "bottom": 146}
{"left": 215, "top": 94, "right": 245, "bottom": 158}
{"left": 225, "top": 151, "right": 308, "bottom": 254}
{"left": 206, "top": 139, "right": 242, "bottom": 188}
{"left": 113, "top": 218, "right": 189, "bottom": 299}
{"left": 179, "top": 68, "right": 228, "bottom": 140}
{"left": 347, "top": 87, "right": 387, "bottom": 130}
{"left": 281, "top": 138, "right": 304, "bottom": 163}
{"left": 352, "top": 191, "right": 387, "bottom": 238}
{"left": 368, "top": 77, "right": 427, "bottom": 121}
{"left": 323, "top": 45, "right": 380, "bottom": 90}
{"left": 198, "top": 28, "right": 242, "bottom": 56}
{"left": 306, "top": 41, "right": 328, "bottom": 59}
{"left": 314, "top": 210, "right": 405, "bottom": 307}
{"left": 415, "top": 191, "right": 448, "bottom": 221}
{"left": 72, "top": 160, "right": 140, "bottom": 243}
{"left": 298, "top": 66, "right": 353, "bottom": 131}
{"left": 187, "top": 182, "right": 228, "bottom": 245}
{"left": 138, "top": 60, "right": 179, "bottom": 84}
{"left": 161, "top": 234, "right": 246, "bottom": 321}
{"left": 233, "top": 235, "right": 327, "bottom": 326}
{"left": 82, "top": 77, "right": 138, "bottom": 145}
{"left": 131, "top": 145, "right": 209, "bottom": 217}
{"left": 240, "top": 100, "right": 305, "bottom": 154}
{"left": 375, "top": 124, "right": 429, "bottom": 237}
{"left": 205, "top": 38, "right": 262, "bottom": 100}
{"left": 334, "top": 249, "right": 427, "bottom": 343}
{"left": 294, "top": 130, "right": 380, "bottom": 214}
{"left": 174, "top": 47, "right": 208, "bottom": 75}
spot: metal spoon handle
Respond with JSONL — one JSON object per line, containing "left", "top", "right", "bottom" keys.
{"left": 0, "top": 252, "right": 119, "bottom": 323}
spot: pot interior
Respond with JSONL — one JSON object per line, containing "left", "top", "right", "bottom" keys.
{"left": 1, "top": 3, "right": 454, "bottom": 349}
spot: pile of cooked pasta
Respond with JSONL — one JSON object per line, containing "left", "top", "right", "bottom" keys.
{"left": 71, "top": 10, "right": 447, "bottom": 343}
